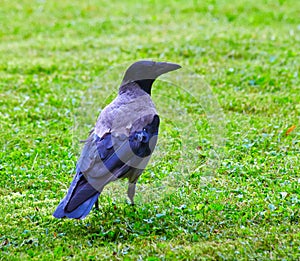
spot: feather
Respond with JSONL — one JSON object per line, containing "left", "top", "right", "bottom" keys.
{"left": 53, "top": 61, "right": 180, "bottom": 219}
{"left": 53, "top": 116, "right": 159, "bottom": 219}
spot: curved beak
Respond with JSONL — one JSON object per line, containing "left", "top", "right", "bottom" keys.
{"left": 155, "top": 62, "right": 181, "bottom": 76}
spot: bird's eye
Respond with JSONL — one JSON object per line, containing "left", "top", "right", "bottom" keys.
{"left": 143, "top": 128, "right": 146, "bottom": 132}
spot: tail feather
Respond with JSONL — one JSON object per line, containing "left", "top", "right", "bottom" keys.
{"left": 53, "top": 166, "right": 100, "bottom": 219}
{"left": 53, "top": 192, "right": 99, "bottom": 219}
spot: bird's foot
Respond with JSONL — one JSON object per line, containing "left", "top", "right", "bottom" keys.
{"left": 126, "top": 199, "right": 135, "bottom": 206}
{"left": 94, "top": 199, "right": 99, "bottom": 211}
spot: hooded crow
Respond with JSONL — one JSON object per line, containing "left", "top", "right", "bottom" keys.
{"left": 53, "top": 60, "right": 181, "bottom": 219}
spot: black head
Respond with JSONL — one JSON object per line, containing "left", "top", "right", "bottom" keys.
{"left": 121, "top": 60, "right": 181, "bottom": 95}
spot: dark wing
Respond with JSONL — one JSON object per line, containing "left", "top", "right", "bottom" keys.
{"left": 53, "top": 115, "right": 159, "bottom": 219}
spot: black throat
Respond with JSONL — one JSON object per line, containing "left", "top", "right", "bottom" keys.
{"left": 135, "top": 79, "right": 155, "bottom": 95}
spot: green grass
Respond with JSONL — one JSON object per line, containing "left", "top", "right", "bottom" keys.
{"left": 1, "top": 0, "right": 299, "bottom": 260}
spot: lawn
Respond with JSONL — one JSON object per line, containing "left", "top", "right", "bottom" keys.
{"left": 0, "top": 0, "right": 299, "bottom": 260}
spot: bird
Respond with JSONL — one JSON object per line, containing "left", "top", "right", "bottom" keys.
{"left": 53, "top": 60, "right": 181, "bottom": 219}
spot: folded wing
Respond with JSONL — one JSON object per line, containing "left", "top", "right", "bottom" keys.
{"left": 53, "top": 115, "right": 159, "bottom": 219}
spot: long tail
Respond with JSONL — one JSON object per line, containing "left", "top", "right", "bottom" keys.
{"left": 53, "top": 167, "right": 100, "bottom": 219}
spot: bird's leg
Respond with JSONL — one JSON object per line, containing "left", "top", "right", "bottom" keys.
{"left": 127, "top": 182, "right": 136, "bottom": 206}
{"left": 95, "top": 199, "right": 99, "bottom": 211}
